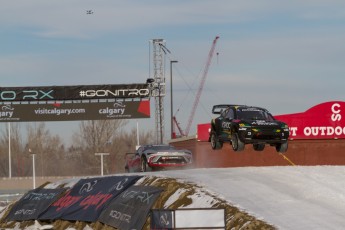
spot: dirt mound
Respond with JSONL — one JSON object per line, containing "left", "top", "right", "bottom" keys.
{"left": 0, "top": 176, "right": 275, "bottom": 229}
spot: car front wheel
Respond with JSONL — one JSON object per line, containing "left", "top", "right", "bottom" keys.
{"left": 231, "top": 133, "right": 245, "bottom": 152}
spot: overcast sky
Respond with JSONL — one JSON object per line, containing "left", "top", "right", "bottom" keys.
{"left": 1, "top": 0, "right": 345, "bottom": 144}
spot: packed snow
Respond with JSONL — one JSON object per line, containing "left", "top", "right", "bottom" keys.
{"left": 2, "top": 166, "right": 345, "bottom": 229}
{"left": 153, "top": 166, "right": 345, "bottom": 229}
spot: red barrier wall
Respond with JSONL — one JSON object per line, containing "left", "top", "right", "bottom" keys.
{"left": 170, "top": 138, "right": 345, "bottom": 168}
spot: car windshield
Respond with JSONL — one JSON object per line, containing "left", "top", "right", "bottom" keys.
{"left": 142, "top": 145, "right": 175, "bottom": 151}
{"left": 237, "top": 109, "right": 274, "bottom": 121}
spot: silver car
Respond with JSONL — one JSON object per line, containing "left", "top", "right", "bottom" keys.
{"left": 125, "top": 144, "right": 193, "bottom": 172}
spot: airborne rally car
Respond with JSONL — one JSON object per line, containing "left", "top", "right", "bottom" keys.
{"left": 125, "top": 144, "right": 193, "bottom": 172}
{"left": 209, "top": 104, "right": 289, "bottom": 153}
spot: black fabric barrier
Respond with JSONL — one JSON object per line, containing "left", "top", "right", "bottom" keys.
{"left": 5, "top": 188, "right": 65, "bottom": 221}
{"left": 38, "top": 176, "right": 141, "bottom": 222}
{"left": 99, "top": 185, "right": 163, "bottom": 230}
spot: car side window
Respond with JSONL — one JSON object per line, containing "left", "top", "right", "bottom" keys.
{"left": 137, "top": 146, "right": 144, "bottom": 155}
{"left": 225, "top": 108, "right": 234, "bottom": 120}
{"left": 220, "top": 109, "right": 225, "bottom": 118}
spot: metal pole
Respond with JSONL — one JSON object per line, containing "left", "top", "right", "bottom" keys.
{"left": 95, "top": 153, "right": 109, "bottom": 176}
{"left": 170, "top": 60, "right": 178, "bottom": 139}
{"left": 32, "top": 154, "right": 36, "bottom": 189}
{"left": 159, "top": 86, "right": 163, "bottom": 144}
{"left": 101, "top": 154, "right": 104, "bottom": 176}
{"left": 8, "top": 123, "right": 11, "bottom": 178}
{"left": 137, "top": 121, "right": 140, "bottom": 146}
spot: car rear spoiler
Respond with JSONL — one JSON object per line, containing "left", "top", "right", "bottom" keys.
{"left": 212, "top": 104, "right": 241, "bottom": 114}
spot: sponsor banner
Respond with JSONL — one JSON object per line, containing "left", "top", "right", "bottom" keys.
{"left": 99, "top": 185, "right": 163, "bottom": 230}
{"left": 6, "top": 188, "right": 65, "bottom": 221}
{"left": 0, "top": 100, "right": 150, "bottom": 122}
{"left": 275, "top": 101, "right": 345, "bottom": 140}
{"left": 0, "top": 83, "right": 150, "bottom": 102}
{"left": 174, "top": 208, "right": 225, "bottom": 229}
{"left": 151, "top": 210, "right": 174, "bottom": 229}
{"left": 39, "top": 176, "right": 141, "bottom": 222}
{"left": 151, "top": 208, "right": 225, "bottom": 229}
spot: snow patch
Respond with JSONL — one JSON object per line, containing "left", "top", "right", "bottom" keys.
{"left": 164, "top": 188, "right": 187, "bottom": 208}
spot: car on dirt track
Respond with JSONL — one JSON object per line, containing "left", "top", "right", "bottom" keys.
{"left": 124, "top": 144, "right": 193, "bottom": 172}
{"left": 209, "top": 104, "right": 289, "bottom": 153}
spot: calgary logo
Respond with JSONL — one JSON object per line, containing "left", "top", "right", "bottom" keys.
{"left": 0, "top": 104, "right": 14, "bottom": 118}
{"left": 113, "top": 102, "right": 126, "bottom": 108}
{"left": 99, "top": 102, "right": 127, "bottom": 116}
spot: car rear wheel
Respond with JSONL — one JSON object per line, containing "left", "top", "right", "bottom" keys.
{"left": 210, "top": 131, "right": 223, "bottom": 150}
{"left": 141, "top": 156, "right": 148, "bottom": 172}
{"left": 231, "top": 133, "right": 245, "bottom": 152}
{"left": 276, "top": 142, "right": 288, "bottom": 153}
{"left": 253, "top": 143, "right": 265, "bottom": 151}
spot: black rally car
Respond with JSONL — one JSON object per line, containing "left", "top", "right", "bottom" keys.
{"left": 209, "top": 104, "right": 289, "bottom": 153}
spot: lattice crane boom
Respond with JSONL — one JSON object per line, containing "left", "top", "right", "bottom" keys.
{"left": 184, "top": 36, "right": 220, "bottom": 136}
{"left": 173, "top": 116, "right": 185, "bottom": 138}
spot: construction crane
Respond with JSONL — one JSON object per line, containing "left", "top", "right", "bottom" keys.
{"left": 172, "top": 116, "right": 185, "bottom": 138}
{"left": 183, "top": 36, "right": 220, "bottom": 136}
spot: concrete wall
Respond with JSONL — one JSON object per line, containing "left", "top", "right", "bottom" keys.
{"left": 170, "top": 138, "right": 345, "bottom": 168}
{"left": 0, "top": 177, "right": 71, "bottom": 190}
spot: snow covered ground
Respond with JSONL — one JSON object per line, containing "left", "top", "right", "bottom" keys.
{"left": 1, "top": 166, "right": 345, "bottom": 229}
{"left": 153, "top": 166, "right": 345, "bottom": 230}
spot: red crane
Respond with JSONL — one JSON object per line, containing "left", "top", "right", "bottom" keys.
{"left": 184, "top": 36, "right": 220, "bottom": 136}
{"left": 172, "top": 116, "right": 185, "bottom": 138}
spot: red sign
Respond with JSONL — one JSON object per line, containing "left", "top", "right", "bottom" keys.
{"left": 197, "top": 101, "right": 345, "bottom": 141}
{"left": 275, "top": 101, "right": 345, "bottom": 140}
{"left": 197, "top": 123, "right": 211, "bottom": 142}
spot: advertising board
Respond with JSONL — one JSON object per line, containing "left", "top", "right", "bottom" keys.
{"left": 275, "top": 101, "right": 345, "bottom": 140}
{"left": 99, "top": 185, "right": 163, "bottom": 230}
{"left": 6, "top": 188, "right": 65, "bottom": 221}
{"left": 39, "top": 176, "right": 141, "bottom": 222}
{"left": 151, "top": 208, "right": 225, "bottom": 229}
{"left": 0, "top": 100, "right": 150, "bottom": 122}
{"left": 0, "top": 83, "right": 149, "bottom": 102}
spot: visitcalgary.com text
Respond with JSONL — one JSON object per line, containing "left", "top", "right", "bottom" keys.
{"left": 34, "top": 108, "right": 86, "bottom": 115}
